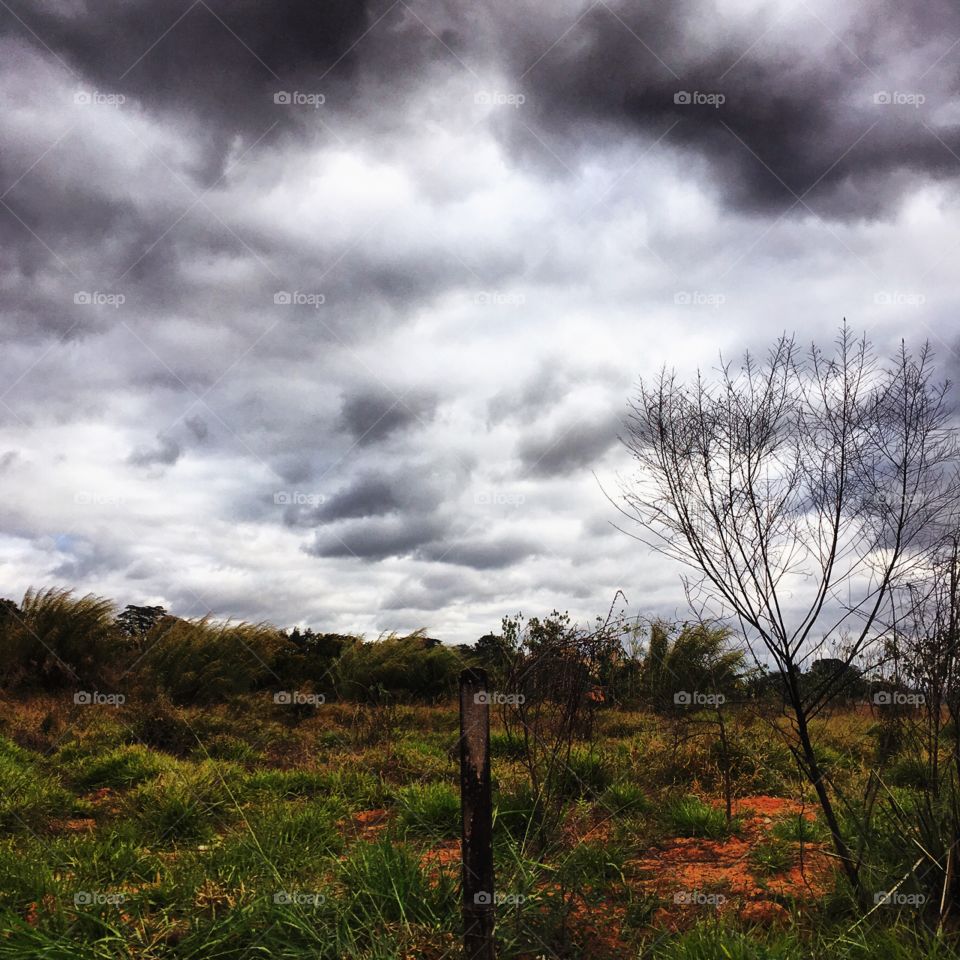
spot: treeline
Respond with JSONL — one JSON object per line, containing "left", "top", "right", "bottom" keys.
{"left": 0, "top": 586, "right": 894, "bottom": 709}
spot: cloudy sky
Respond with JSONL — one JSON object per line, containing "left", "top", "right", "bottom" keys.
{"left": 1, "top": 0, "right": 958, "bottom": 643}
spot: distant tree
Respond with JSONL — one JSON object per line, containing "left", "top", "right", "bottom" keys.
{"left": 638, "top": 620, "right": 746, "bottom": 713}
{"left": 333, "top": 631, "right": 463, "bottom": 702}
{"left": 116, "top": 604, "right": 167, "bottom": 644}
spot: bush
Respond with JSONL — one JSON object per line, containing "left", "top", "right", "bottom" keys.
{"left": 334, "top": 632, "right": 463, "bottom": 702}
{"left": 138, "top": 617, "right": 292, "bottom": 704}
{"left": 0, "top": 588, "right": 119, "bottom": 689}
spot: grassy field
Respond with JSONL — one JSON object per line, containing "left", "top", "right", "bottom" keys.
{"left": 1, "top": 694, "right": 957, "bottom": 959}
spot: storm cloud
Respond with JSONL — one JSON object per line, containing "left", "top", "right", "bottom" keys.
{"left": 1, "top": 0, "right": 958, "bottom": 641}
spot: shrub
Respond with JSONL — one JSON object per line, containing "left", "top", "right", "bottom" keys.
{"left": 0, "top": 588, "right": 119, "bottom": 690}
{"left": 334, "top": 632, "right": 463, "bottom": 702}
{"left": 138, "top": 617, "right": 291, "bottom": 704}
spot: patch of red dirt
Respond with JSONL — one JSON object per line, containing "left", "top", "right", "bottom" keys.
{"left": 419, "top": 839, "right": 461, "bottom": 879}
{"left": 339, "top": 808, "right": 391, "bottom": 838}
{"left": 85, "top": 787, "right": 123, "bottom": 816}
{"left": 631, "top": 794, "right": 835, "bottom": 930}
{"left": 48, "top": 817, "right": 96, "bottom": 834}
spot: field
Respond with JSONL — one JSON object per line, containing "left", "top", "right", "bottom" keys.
{"left": 2, "top": 693, "right": 956, "bottom": 959}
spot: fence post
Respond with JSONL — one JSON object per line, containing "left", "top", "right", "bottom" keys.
{"left": 459, "top": 667, "right": 495, "bottom": 960}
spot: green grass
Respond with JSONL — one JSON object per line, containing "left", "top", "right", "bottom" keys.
{"left": 3, "top": 699, "right": 960, "bottom": 960}
{"left": 665, "top": 794, "right": 741, "bottom": 839}
{"left": 395, "top": 781, "right": 460, "bottom": 838}
{"left": 749, "top": 836, "right": 796, "bottom": 876}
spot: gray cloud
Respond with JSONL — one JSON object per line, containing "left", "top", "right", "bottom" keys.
{"left": 338, "top": 388, "right": 438, "bottom": 446}
{"left": 127, "top": 434, "right": 181, "bottom": 467}
{"left": 2, "top": 0, "right": 959, "bottom": 643}
{"left": 516, "top": 414, "right": 620, "bottom": 478}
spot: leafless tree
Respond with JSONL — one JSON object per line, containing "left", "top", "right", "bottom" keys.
{"left": 619, "top": 326, "right": 957, "bottom": 894}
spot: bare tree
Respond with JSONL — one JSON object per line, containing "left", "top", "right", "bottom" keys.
{"left": 619, "top": 326, "right": 957, "bottom": 894}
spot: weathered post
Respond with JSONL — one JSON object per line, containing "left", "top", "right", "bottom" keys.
{"left": 459, "top": 667, "right": 495, "bottom": 960}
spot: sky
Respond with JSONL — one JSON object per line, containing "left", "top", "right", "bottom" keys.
{"left": 1, "top": 0, "right": 959, "bottom": 643}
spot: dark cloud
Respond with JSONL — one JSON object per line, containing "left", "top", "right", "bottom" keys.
{"left": 184, "top": 415, "right": 208, "bottom": 442}
{"left": 127, "top": 433, "right": 181, "bottom": 467}
{"left": 315, "top": 474, "right": 401, "bottom": 522}
{"left": 489, "top": 0, "right": 960, "bottom": 220}
{"left": 0, "top": 1, "right": 371, "bottom": 168}
{"left": 516, "top": 414, "right": 619, "bottom": 478}
{"left": 416, "top": 536, "right": 538, "bottom": 570}
{"left": 305, "top": 515, "right": 446, "bottom": 561}
{"left": 338, "top": 388, "right": 437, "bottom": 446}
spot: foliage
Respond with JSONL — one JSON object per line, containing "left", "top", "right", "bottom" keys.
{"left": 0, "top": 588, "right": 119, "bottom": 689}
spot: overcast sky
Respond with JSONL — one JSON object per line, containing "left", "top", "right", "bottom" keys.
{"left": 1, "top": 0, "right": 958, "bottom": 643}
